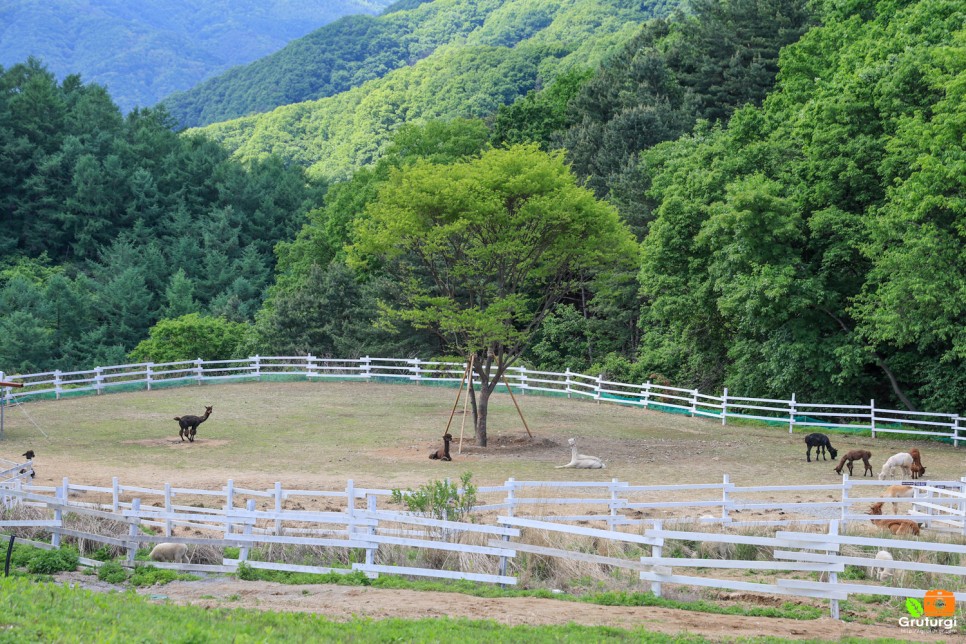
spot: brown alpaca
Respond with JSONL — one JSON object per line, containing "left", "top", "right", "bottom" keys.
{"left": 429, "top": 433, "right": 452, "bottom": 461}
{"left": 834, "top": 450, "right": 873, "bottom": 476}
{"left": 867, "top": 502, "right": 921, "bottom": 536}
{"left": 175, "top": 405, "right": 212, "bottom": 442}
{"left": 909, "top": 448, "right": 925, "bottom": 479}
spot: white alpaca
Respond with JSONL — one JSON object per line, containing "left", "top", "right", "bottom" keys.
{"left": 149, "top": 543, "right": 189, "bottom": 563}
{"left": 884, "top": 484, "right": 916, "bottom": 515}
{"left": 878, "top": 452, "right": 913, "bottom": 480}
{"left": 555, "top": 438, "right": 605, "bottom": 469}
{"left": 869, "top": 550, "right": 894, "bottom": 581}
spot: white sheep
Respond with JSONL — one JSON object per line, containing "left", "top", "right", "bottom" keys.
{"left": 869, "top": 550, "right": 894, "bottom": 581}
{"left": 877, "top": 452, "right": 913, "bottom": 480}
{"left": 149, "top": 543, "right": 189, "bottom": 563}
{"left": 555, "top": 438, "right": 605, "bottom": 469}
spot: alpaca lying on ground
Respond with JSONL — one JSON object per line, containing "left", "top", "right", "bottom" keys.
{"left": 867, "top": 502, "right": 921, "bottom": 536}
{"left": 555, "top": 438, "right": 605, "bottom": 469}
{"left": 909, "top": 448, "right": 926, "bottom": 479}
{"left": 877, "top": 452, "right": 913, "bottom": 480}
{"left": 429, "top": 433, "right": 452, "bottom": 461}
{"left": 804, "top": 433, "right": 838, "bottom": 462}
{"left": 149, "top": 543, "right": 189, "bottom": 563}
{"left": 884, "top": 484, "right": 916, "bottom": 515}
{"left": 175, "top": 405, "right": 212, "bottom": 442}
{"left": 834, "top": 450, "right": 873, "bottom": 476}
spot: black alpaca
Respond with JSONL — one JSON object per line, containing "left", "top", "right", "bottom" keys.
{"left": 804, "top": 432, "right": 838, "bottom": 462}
{"left": 175, "top": 405, "right": 212, "bottom": 442}
{"left": 429, "top": 433, "right": 452, "bottom": 461}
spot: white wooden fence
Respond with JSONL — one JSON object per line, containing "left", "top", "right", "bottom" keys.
{"left": 2, "top": 356, "right": 964, "bottom": 444}
{"left": 3, "top": 474, "right": 966, "bottom": 619}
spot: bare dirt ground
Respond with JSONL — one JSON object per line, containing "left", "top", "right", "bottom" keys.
{"left": 51, "top": 572, "right": 944, "bottom": 642}
{"left": 9, "top": 381, "right": 966, "bottom": 641}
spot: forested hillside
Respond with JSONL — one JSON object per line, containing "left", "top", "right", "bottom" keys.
{"left": 2, "top": 0, "right": 963, "bottom": 417}
{"left": 0, "top": 0, "right": 393, "bottom": 113}
{"left": 191, "top": 0, "right": 675, "bottom": 181}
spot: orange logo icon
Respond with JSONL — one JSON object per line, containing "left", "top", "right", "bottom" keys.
{"left": 924, "top": 590, "right": 956, "bottom": 617}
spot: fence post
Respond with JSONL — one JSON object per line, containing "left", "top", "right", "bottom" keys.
{"left": 52, "top": 477, "right": 68, "bottom": 548}
{"left": 721, "top": 474, "right": 731, "bottom": 523}
{"left": 346, "top": 479, "right": 356, "bottom": 537}
{"left": 112, "top": 477, "right": 120, "bottom": 512}
{"left": 505, "top": 478, "right": 515, "bottom": 517}
{"left": 224, "top": 479, "right": 234, "bottom": 538}
{"left": 274, "top": 482, "right": 283, "bottom": 535}
{"left": 254, "top": 355, "right": 262, "bottom": 381}
{"left": 595, "top": 374, "right": 603, "bottom": 404}
{"left": 411, "top": 358, "right": 421, "bottom": 384}
{"left": 240, "top": 499, "right": 255, "bottom": 563}
{"left": 195, "top": 359, "right": 203, "bottom": 385}
{"left": 164, "top": 483, "right": 173, "bottom": 537}
{"left": 954, "top": 415, "right": 962, "bottom": 448}
{"left": 608, "top": 478, "right": 621, "bottom": 531}
{"left": 960, "top": 477, "right": 966, "bottom": 537}
{"left": 643, "top": 380, "right": 651, "bottom": 409}
{"left": 519, "top": 366, "right": 527, "bottom": 395}
{"left": 306, "top": 354, "right": 317, "bottom": 379}
{"left": 127, "top": 498, "right": 141, "bottom": 565}
{"left": 363, "top": 356, "right": 372, "bottom": 381}
{"left": 789, "top": 393, "right": 796, "bottom": 434}
{"left": 721, "top": 387, "right": 728, "bottom": 426}
{"left": 146, "top": 363, "right": 154, "bottom": 391}
{"left": 828, "top": 520, "right": 840, "bottom": 620}
{"left": 840, "top": 473, "right": 849, "bottom": 522}
{"left": 565, "top": 369, "right": 572, "bottom": 399}
{"left": 649, "top": 519, "right": 663, "bottom": 597}
{"left": 94, "top": 367, "right": 104, "bottom": 394}
{"left": 690, "top": 388, "right": 698, "bottom": 417}
{"left": 54, "top": 370, "right": 62, "bottom": 400}
{"left": 870, "top": 399, "right": 876, "bottom": 438}
{"left": 366, "top": 494, "right": 377, "bottom": 567}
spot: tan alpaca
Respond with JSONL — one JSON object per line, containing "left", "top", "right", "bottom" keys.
{"left": 867, "top": 502, "right": 921, "bottom": 536}
{"left": 883, "top": 484, "right": 916, "bottom": 515}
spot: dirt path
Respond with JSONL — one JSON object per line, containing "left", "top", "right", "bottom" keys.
{"left": 134, "top": 578, "right": 944, "bottom": 642}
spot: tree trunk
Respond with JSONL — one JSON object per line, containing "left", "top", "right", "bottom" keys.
{"left": 474, "top": 386, "right": 489, "bottom": 447}
{"left": 467, "top": 370, "right": 478, "bottom": 430}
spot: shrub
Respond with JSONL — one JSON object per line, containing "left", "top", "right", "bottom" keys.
{"left": 390, "top": 471, "right": 477, "bottom": 524}
{"left": 27, "top": 547, "right": 79, "bottom": 574}
{"left": 97, "top": 561, "right": 128, "bottom": 584}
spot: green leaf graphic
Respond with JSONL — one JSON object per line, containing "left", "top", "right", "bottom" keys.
{"left": 906, "top": 598, "right": 924, "bottom": 618}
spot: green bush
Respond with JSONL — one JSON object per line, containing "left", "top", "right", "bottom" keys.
{"left": 27, "top": 547, "right": 79, "bottom": 574}
{"left": 130, "top": 564, "right": 199, "bottom": 587}
{"left": 390, "top": 471, "right": 478, "bottom": 523}
{"left": 97, "top": 561, "right": 128, "bottom": 584}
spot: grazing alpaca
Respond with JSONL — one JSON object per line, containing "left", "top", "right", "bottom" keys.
{"left": 884, "top": 484, "right": 916, "bottom": 515}
{"left": 877, "top": 452, "right": 913, "bottom": 480}
{"left": 869, "top": 550, "right": 894, "bottom": 581}
{"left": 149, "top": 543, "right": 189, "bottom": 563}
{"left": 909, "top": 448, "right": 926, "bottom": 479}
{"left": 834, "top": 450, "right": 873, "bottom": 476}
{"left": 867, "top": 502, "right": 921, "bottom": 536}
{"left": 174, "top": 405, "right": 212, "bottom": 442}
{"left": 22, "top": 450, "right": 35, "bottom": 460}
{"left": 804, "top": 433, "right": 838, "bottom": 462}
{"left": 429, "top": 433, "right": 453, "bottom": 461}
{"left": 555, "top": 438, "right": 605, "bottom": 469}
{"left": 20, "top": 450, "right": 36, "bottom": 478}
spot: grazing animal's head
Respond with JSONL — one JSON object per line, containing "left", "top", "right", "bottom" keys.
{"left": 22, "top": 450, "right": 35, "bottom": 460}
{"left": 828, "top": 446, "right": 838, "bottom": 459}
{"left": 868, "top": 502, "right": 884, "bottom": 515}
{"left": 568, "top": 438, "right": 576, "bottom": 447}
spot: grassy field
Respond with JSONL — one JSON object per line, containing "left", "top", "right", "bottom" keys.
{"left": 1, "top": 379, "right": 962, "bottom": 493}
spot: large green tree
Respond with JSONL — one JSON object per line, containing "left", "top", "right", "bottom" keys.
{"left": 349, "top": 144, "right": 638, "bottom": 445}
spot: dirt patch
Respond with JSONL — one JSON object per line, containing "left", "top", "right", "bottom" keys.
{"left": 121, "top": 439, "right": 231, "bottom": 448}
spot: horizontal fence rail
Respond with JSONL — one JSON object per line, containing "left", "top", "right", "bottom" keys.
{"left": 1, "top": 357, "right": 963, "bottom": 445}
{"left": 4, "top": 474, "right": 966, "bottom": 620}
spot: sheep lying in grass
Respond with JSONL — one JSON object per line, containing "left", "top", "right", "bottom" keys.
{"left": 149, "top": 543, "right": 188, "bottom": 563}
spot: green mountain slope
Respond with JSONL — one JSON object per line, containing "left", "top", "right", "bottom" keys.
{"left": 0, "top": 0, "right": 393, "bottom": 113}
{"left": 192, "top": 0, "right": 675, "bottom": 181}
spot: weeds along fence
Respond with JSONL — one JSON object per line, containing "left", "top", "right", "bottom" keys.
{"left": 3, "top": 475, "right": 966, "bottom": 619}
{"left": 1, "top": 356, "right": 964, "bottom": 444}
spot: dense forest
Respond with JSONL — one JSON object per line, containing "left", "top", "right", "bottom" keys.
{"left": 1, "top": 0, "right": 964, "bottom": 416}
{"left": 0, "top": 0, "right": 393, "bottom": 113}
